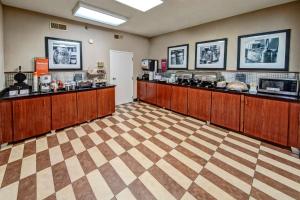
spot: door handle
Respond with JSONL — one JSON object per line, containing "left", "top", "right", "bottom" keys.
{"left": 112, "top": 77, "right": 116, "bottom": 80}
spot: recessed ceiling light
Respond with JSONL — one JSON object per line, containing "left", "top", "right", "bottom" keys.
{"left": 73, "top": 2, "right": 128, "bottom": 26}
{"left": 115, "top": 0, "right": 163, "bottom": 12}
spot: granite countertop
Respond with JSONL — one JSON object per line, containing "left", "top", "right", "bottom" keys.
{"left": 0, "top": 84, "right": 115, "bottom": 101}
{"left": 138, "top": 79, "right": 300, "bottom": 102}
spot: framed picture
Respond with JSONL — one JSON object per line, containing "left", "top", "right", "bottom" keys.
{"left": 195, "top": 38, "right": 227, "bottom": 70}
{"left": 45, "top": 37, "right": 82, "bottom": 70}
{"left": 167, "top": 44, "right": 189, "bottom": 70}
{"left": 237, "top": 29, "right": 290, "bottom": 71}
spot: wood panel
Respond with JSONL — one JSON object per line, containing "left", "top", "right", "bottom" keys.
{"left": 0, "top": 101, "right": 13, "bottom": 144}
{"left": 156, "top": 84, "right": 172, "bottom": 109}
{"left": 171, "top": 86, "right": 188, "bottom": 115}
{"left": 188, "top": 88, "right": 211, "bottom": 121}
{"left": 137, "top": 81, "right": 147, "bottom": 101}
{"left": 13, "top": 97, "right": 51, "bottom": 141}
{"left": 288, "top": 103, "right": 300, "bottom": 147}
{"left": 77, "top": 90, "right": 97, "bottom": 123}
{"left": 52, "top": 93, "right": 78, "bottom": 130}
{"left": 211, "top": 92, "right": 241, "bottom": 132}
{"left": 244, "top": 96, "right": 289, "bottom": 146}
{"left": 97, "top": 87, "right": 115, "bottom": 118}
{"left": 146, "top": 82, "right": 157, "bottom": 105}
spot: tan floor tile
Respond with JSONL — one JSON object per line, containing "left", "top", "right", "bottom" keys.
{"left": 20, "top": 154, "right": 36, "bottom": 179}
{"left": 56, "top": 185, "right": 76, "bottom": 200}
{"left": 65, "top": 156, "right": 85, "bottom": 182}
{"left": 37, "top": 167, "right": 55, "bottom": 200}
{"left": 0, "top": 181, "right": 19, "bottom": 200}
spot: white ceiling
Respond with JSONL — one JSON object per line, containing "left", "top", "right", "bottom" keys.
{"left": 1, "top": 0, "right": 295, "bottom": 37}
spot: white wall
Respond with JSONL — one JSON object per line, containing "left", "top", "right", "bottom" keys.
{"left": 149, "top": 1, "right": 300, "bottom": 72}
{"left": 3, "top": 6, "right": 150, "bottom": 97}
{"left": 0, "top": 3, "right": 4, "bottom": 90}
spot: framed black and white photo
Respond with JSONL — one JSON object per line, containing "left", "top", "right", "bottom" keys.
{"left": 237, "top": 29, "right": 290, "bottom": 71}
{"left": 195, "top": 38, "right": 227, "bottom": 70}
{"left": 45, "top": 37, "right": 82, "bottom": 70}
{"left": 167, "top": 44, "right": 189, "bottom": 70}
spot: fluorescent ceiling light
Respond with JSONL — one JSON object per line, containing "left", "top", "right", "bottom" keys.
{"left": 73, "top": 2, "right": 127, "bottom": 26}
{"left": 115, "top": 0, "right": 163, "bottom": 12}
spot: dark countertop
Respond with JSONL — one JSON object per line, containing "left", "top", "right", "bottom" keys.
{"left": 138, "top": 79, "right": 300, "bottom": 102}
{"left": 0, "top": 84, "right": 115, "bottom": 101}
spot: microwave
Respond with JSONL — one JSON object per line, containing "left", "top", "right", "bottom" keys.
{"left": 141, "top": 59, "right": 158, "bottom": 71}
{"left": 258, "top": 78, "right": 299, "bottom": 96}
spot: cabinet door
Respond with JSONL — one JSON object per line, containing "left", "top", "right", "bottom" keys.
{"left": 157, "top": 84, "right": 172, "bottom": 109}
{"left": 13, "top": 97, "right": 51, "bottom": 141}
{"left": 289, "top": 103, "right": 300, "bottom": 148}
{"left": 211, "top": 92, "right": 240, "bottom": 131}
{"left": 146, "top": 82, "right": 157, "bottom": 105}
{"left": 52, "top": 93, "right": 78, "bottom": 130}
{"left": 98, "top": 87, "right": 115, "bottom": 118}
{"left": 77, "top": 90, "right": 97, "bottom": 123}
{"left": 137, "top": 81, "right": 147, "bottom": 101}
{"left": 188, "top": 88, "right": 211, "bottom": 121}
{"left": 0, "top": 101, "right": 13, "bottom": 144}
{"left": 244, "top": 96, "right": 289, "bottom": 146}
{"left": 171, "top": 86, "right": 188, "bottom": 115}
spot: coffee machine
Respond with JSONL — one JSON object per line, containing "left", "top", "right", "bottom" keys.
{"left": 40, "top": 74, "right": 52, "bottom": 92}
{"left": 9, "top": 66, "right": 30, "bottom": 96}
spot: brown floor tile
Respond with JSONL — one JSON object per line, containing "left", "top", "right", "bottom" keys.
{"left": 164, "top": 154, "right": 198, "bottom": 181}
{"left": 114, "top": 136, "right": 132, "bottom": 151}
{"left": 82, "top": 124, "right": 94, "bottom": 134}
{"left": 47, "top": 135, "right": 59, "bottom": 148}
{"left": 52, "top": 161, "right": 71, "bottom": 192}
{"left": 149, "top": 165, "right": 185, "bottom": 199}
{"left": 1, "top": 159, "right": 22, "bottom": 187}
{"left": 72, "top": 176, "right": 96, "bottom": 200}
{"left": 120, "top": 152, "right": 145, "bottom": 177}
{"left": 97, "top": 143, "right": 117, "bottom": 161}
{"left": 200, "top": 168, "right": 249, "bottom": 200}
{"left": 80, "top": 135, "right": 95, "bottom": 150}
{"left": 96, "top": 130, "right": 111, "bottom": 141}
{"left": 0, "top": 148, "right": 11, "bottom": 166}
{"left": 129, "top": 179, "right": 156, "bottom": 200}
{"left": 66, "top": 129, "right": 78, "bottom": 141}
{"left": 95, "top": 120, "right": 108, "bottom": 129}
{"left": 149, "top": 137, "right": 173, "bottom": 152}
{"left": 23, "top": 141, "right": 36, "bottom": 158}
{"left": 188, "top": 182, "right": 215, "bottom": 200}
{"left": 99, "top": 163, "right": 126, "bottom": 195}
{"left": 136, "top": 144, "right": 160, "bottom": 163}
{"left": 17, "top": 174, "right": 36, "bottom": 200}
{"left": 60, "top": 142, "right": 76, "bottom": 160}
{"left": 36, "top": 150, "right": 51, "bottom": 172}
{"left": 77, "top": 151, "right": 97, "bottom": 174}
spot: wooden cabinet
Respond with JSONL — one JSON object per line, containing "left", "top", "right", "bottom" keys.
{"left": 211, "top": 92, "right": 241, "bottom": 131}
{"left": 77, "top": 90, "right": 97, "bottom": 123}
{"left": 171, "top": 86, "right": 188, "bottom": 115}
{"left": 289, "top": 103, "right": 300, "bottom": 148}
{"left": 13, "top": 97, "right": 51, "bottom": 141}
{"left": 137, "top": 81, "right": 147, "bottom": 101}
{"left": 145, "top": 82, "right": 157, "bottom": 105}
{"left": 97, "top": 87, "right": 115, "bottom": 118}
{"left": 52, "top": 93, "right": 78, "bottom": 130}
{"left": 244, "top": 96, "right": 289, "bottom": 146}
{"left": 0, "top": 101, "right": 13, "bottom": 144}
{"left": 188, "top": 88, "right": 211, "bottom": 121}
{"left": 157, "top": 84, "right": 172, "bottom": 109}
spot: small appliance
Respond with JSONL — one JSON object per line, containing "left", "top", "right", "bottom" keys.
{"left": 40, "top": 74, "right": 52, "bottom": 92}
{"left": 142, "top": 74, "right": 149, "bottom": 80}
{"left": 258, "top": 78, "right": 299, "bottom": 96}
{"left": 9, "top": 66, "right": 30, "bottom": 96}
{"left": 141, "top": 59, "right": 158, "bottom": 71}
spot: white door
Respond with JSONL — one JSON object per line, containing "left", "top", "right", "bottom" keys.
{"left": 110, "top": 50, "right": 134, "bottom": 105}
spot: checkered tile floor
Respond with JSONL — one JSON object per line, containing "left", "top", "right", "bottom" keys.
{"left": 0, "top": 102, "right": 300, "bottom": 200}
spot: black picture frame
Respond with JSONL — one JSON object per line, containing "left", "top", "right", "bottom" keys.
{"left": 167, "top": 44, "right": 189, "bottom": 70}
{"left": 237, "top": 29, "right": 290, "bottom": 71}
{"left": 195, "top": 38, "right": 227, "bottom": 70}
{"left": 45, "top": 37, "right": 83, "bottom": 71}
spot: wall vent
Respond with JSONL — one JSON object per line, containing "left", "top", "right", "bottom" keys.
{"left": 50, "top": 21, "right": 67, "bottom": 31}
{"left": 114, "top": 34, "right": 124, "bottom": 39}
